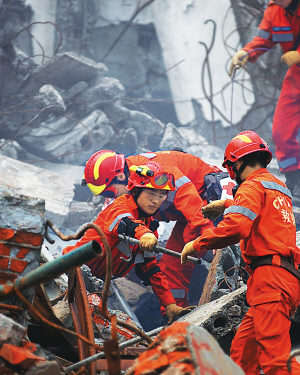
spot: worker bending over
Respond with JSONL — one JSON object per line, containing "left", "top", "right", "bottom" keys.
{"left": 82, "top": 149, "right": 234, "bottom": 308}
{"left": 181, "top": 130, "right": 300, "bottom": 375}
{"left": 64, "top": 161, "right": 190, "bottom": 324}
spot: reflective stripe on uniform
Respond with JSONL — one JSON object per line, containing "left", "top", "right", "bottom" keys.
{"left": 170, "top": 289, "right": 186, "bottom": 299}
{"left": 260, "top": 180, "right": 292, "bottom": 198}
{"left": 160, "top": 175, "right": 191, "bottom": 207}
{"left": 109, "top": 213, "right": 132, "bottom": 232}
{"left": 273, "top": 33, "right": 294, "bottom": 42}
{"left": 138, "top": 152, "right": 157, "bottom": 159}
{"left": 224, "top": 205, "right": 257, "bottom": 220}
{"left": 278, "top": 156, "right": 298, "bottom": 170}
{"left": 257, "top": 28, "right": 270, "bottom": 39}
{"left": 176, "top": 176, "right": 191, "bottom": 188}
{"left": 134, "top": 251, "right": 154, "bottom": 264}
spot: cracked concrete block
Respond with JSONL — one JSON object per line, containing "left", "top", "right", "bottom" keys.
{"left": 0, "top": 155, "right": 74, "bottom": 226}
{"left": 38, "top": 85, "right": 66, "bottom": 114}
{"left": 0, "top": 314, "right": 26, "bottom": 347}
{"left": 159, "top": 122, "right": 188, "bottom": 151}
{"left": 125, "top": 110, "right": 164, "bottom": 147}
{"left": 21, "top": 52, "right": 108, "bottom": 94}
{"left": 79, "top": 76, "right": 125, "bottom": 112}
{"left": 199, "top": 244, "right": 243, "bottom": 306}
{"left": 179, "top": 285, "right": 248, "bottom": 341}
{"left": 101, "top": 101, "right": 131, "bottom": 123}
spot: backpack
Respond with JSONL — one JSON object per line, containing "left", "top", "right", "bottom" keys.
{"left": 202, "top": 171, "right": 236, "bottom": 203}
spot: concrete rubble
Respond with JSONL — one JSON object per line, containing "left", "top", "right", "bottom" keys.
{"left": 179, "top": 286, "right": 248, "bottom": 342}
{"left": 0, "top": 0, "right": 300, "bottom": 374}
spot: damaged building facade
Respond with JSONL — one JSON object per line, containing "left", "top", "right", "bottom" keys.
{"left": 0, "top": 0, "right": 300, "bottom": 374}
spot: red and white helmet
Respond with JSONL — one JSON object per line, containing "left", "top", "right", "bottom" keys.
{"left": 127, "top": 161, "right": 176, "bottom": 192}
{"left": 82, "top": 150, "right": 126, "bottom": 197}
{"left": 222, "top": 131, "right": 272, "bottom": 179}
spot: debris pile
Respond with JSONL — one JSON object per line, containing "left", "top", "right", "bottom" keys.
{"left": 124, "top": 322, "right": 245, "bottom": 375}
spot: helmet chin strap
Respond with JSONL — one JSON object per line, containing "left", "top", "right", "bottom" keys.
{"left": 233, "top": 161, "right": 248, "bottom": 185}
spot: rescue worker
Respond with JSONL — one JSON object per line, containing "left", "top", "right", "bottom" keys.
{"left": 228, "top": 0, "right": 300, "bottom": 200}
{"left": 64, "top": 161, "right": 190, "bottom": 324}
{"left": 181, "top": 130, "right": 300, "bottom": 374}
{"left": 82, "top": 149, "right": 235, "bottom": 308}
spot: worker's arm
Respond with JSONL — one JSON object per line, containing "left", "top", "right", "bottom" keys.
{"left": 241, "top": 6, "right": 276, "bottom": 63}
{"left": 181, "top": 182, "right": 262, "bottom": 263}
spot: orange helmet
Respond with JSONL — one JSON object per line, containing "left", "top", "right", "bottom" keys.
{"left": 82, "top": 150, "right": 126, "bottom": 197}
{"left": 222, "top": 131, "right": 272, "bottom": 180}
{"left": 127, "top": 161, "right": 176, "bottom": 192}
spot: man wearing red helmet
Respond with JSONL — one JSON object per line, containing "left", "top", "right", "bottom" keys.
{"left": 229, "top": 0, "right": 300, "bottom": 200}
{"left": 181, "top": 131, "right": 300, "bottom": 374}
{"left": 64, "top": 162, "right": 191, "bottom": 324}
{"left": 82, "top": 149, "right": 235, "bottom": 308}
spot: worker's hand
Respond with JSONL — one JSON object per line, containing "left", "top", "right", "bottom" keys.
{"left": 181, "top": 241, "right": 197, "bottom": 265}
{"left": 228, "top": 49, "right": 249, "bottom": 77}
{"left": 202, "top": 199, "right": 226, "bottom": 221}
{"left": 281, "top": 51, "right": 300, "bottom": 68}
{"left": 165, "top": 304, "right": 194, "bottom": 325}
{"left": 139, "top": 232, "right": 157, "bottom": 252}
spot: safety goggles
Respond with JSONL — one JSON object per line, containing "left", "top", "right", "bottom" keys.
{"left": 130, "top": 165, "right": 176, "bottom": 191}
{"left": 143, "top": 189, "right": 168, "bottom": 201}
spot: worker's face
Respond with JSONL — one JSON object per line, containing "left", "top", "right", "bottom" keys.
{"left": 137, "top": 189, "right": 168, "bottom": 215}
{"left": 273, "top": 0, "right": 293, "bottom": 8}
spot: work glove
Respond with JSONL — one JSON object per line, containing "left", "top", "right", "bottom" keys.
{"left": 202, "top": 199, "right": 226, "bottom": 221}
{"left": 165, "top": 303, "right": 194, "bottom": 325}
{"left": 139, "top": 232, "right": 157, "bottom": 252}
{"left": 228, "top": 49, "right": 249, "bottom": 77}
{"left": 281, "top": 51, "right": 300, "bottom": 68}
{"left": 181, "top": 241, "right": 197, "bottom": 265}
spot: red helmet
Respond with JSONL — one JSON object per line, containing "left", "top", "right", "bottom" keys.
{"left": 83, "top": 150, "right": 126, "bottom": 197}
{"left": 222, "top": 131, "right": 272, "bottom": 179}
{"left": 127, "top": 161, "right": 176, "bottom": 192}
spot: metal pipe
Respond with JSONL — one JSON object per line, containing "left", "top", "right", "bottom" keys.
{"left": 0, "top": 241, "right": 102, "bottom": 300}
{"left": 64, "top": 326, "right": 164, "bottom": 373}
{"left": 118, "top": 234, "right": 201, "bottom": 264}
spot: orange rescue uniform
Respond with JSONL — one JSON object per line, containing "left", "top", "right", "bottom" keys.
{"left": 63, "top": 194, "right": 175, "bottom": 308}
{"left": 126, "top": 151, "right": 222, "bottom": 306}
{"left": 242, "top": 1, "right": 300, "bottom": 172}
{"left": 192, "top": 168, "right": 300, "bottom": 374}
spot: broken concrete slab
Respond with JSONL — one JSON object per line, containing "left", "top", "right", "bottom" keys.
{"left": 0, "top": 155, "right": 74, "bottom": 226}
{"left": 199, "top": 245, "right": 243, "bottom": 305}
{"left": 101, "top": 101, "right": 131, "bottom": 124}
{"left": 0, "top": 314, "right": 26, "bottom": 347}
{"left": 125, "top": 322, "right": 245, "bottom": 375}
{"left": 179, "top": 285, "right": 248, "bottom": 341}
{"left": 21, "top": 52, "right": 108, "bottom": 94}
{"left": 125, "top": 110, "right": 164, "bottom": 149}
{"left": 78, "top": 76, "right": 126, "bottom": 113}
{"left": 27, "top": 109, "right": 114, "bottom": 165}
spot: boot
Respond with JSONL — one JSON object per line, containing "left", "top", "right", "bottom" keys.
{"left": 284, "top": 170, "right": 300, "bottom": 206}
